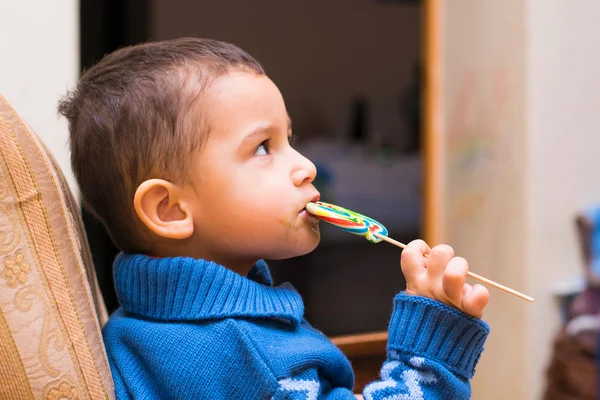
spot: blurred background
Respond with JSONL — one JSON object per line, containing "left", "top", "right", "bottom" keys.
{"left": 1, "top": 0, "right": 599, "bottom": 398}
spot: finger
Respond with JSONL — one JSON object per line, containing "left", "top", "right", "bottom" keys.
{"left": 401, "top": 240, "right": 430, "bottom": 280}
{"left": 427, "top": 244, "right": 454, "bottom": 278}
{"left": 461, "top": 284, "right": 490, "bottom": 318}
{"left": 442, "top": 257, "right": 468, "bottom": 304}
{"left": 406, "top": 239, "right": 431, "bottom": 256}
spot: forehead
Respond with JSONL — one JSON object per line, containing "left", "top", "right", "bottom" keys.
{"left": 205, "top": 72, "right": 288, "bottom": 135}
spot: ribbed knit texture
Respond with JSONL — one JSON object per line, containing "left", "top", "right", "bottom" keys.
{"left": 114, "top": 254, "right": 304, "bottom": 323}
{"left": 103, "top": 254, "right": 490, "bottom": 399}
{"left": 388, "top": 293, "right": 489, "bottom": 380}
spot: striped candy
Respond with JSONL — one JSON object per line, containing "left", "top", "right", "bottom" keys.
{"left": 305, "top": 201, "right": 388, "bottom": 243}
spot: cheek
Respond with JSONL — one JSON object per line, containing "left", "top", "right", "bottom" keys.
{"left": 207, "top": 186, "right": 281, "bottom": 230}
{"left": 199, "top": 161, "right": 294, "bottom": 227}
{"left": 234, "top": 195, "right": 294, "bottom": 237}
{"left": 236, "top": 174, "right": 292, "bottom": 209}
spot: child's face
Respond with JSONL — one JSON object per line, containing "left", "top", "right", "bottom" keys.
{"left": 187, "top": 72, "right": 321, "bottom": 268}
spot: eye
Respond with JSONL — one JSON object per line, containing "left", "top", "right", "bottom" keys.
{"left": 255, "top": 140, "right": 270, "bottom": 156}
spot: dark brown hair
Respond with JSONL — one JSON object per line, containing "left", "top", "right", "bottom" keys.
{"left": 59, "top": 38, "right": 264, "bottom": 253}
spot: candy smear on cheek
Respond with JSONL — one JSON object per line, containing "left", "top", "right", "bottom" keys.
{"left": 310, "top": 225, "right": 319, "bottom": 237}
{"left": 305, "top": 201, "right": 534, "bottom": 303}
{"left": 276, "top": 216, "right": 295, "bottom": 230}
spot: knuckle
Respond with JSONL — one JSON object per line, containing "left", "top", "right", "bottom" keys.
{"left": 444, "top": 268, "right": 462, "bottom": 282}
{"left": 432, "top": 244, "right": 454, "bottom": 257}
{"left": 408, "top": 239, "right": 426, "bottom": 249}
{"left": 401, "top": 250, "right": 414, "bottom": 265}
{"left": 451, "top": 256, "right": 468, "bottom": 269}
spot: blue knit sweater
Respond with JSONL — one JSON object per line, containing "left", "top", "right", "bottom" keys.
{"left": 103, "top": 254, "right": 490, "bottom": 399}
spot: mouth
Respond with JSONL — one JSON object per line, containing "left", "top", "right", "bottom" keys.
{"left": 299, "top": 192, "right": 321, "bottom": 221}
{"left": 299, "top": 209, "right": 320, "bottom": 225}
{"left": 300, "top": 193, "right": 321, "bottom": 213}
{"left": 310, "top": 193, "right": 321, "bottom": 203}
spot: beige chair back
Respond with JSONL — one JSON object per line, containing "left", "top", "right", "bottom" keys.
{"left": 0, "top": 94, "right": 114, "bottom": 399}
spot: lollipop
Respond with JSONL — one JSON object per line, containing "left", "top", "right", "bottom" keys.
{"left": 305, "top": 201, "right": 388, "bottom": 243}
{"left": 306, "top": 201, "right": 534, "bottom": 302}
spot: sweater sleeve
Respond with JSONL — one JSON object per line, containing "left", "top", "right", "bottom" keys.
{"left": 273, "top": 294, "right": 490, "bottom": 399}
{"left": 362, "top": 293, "right": 490, "bottom": 400}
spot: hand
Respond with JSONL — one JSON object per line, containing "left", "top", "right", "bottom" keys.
{"left": 401, "top": 240, "right": 490, "bottom": 318}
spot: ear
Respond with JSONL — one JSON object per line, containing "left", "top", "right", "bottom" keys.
{"left": 134, "top": 179, "right": 194, "bottom": 240}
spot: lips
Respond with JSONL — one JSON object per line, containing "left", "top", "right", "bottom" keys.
{"left": 299, "top": 192, "right": 321, "bottom": 214}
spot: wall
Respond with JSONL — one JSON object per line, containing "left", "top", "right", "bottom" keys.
{"left": 152, "top": 0, "right": 420, "bottom": 149}
{"left": 527, "top": 1, "right": 600, "bottom": 398}
{"left": 0, "top": 1, "right": 79, "bottom": 195}
{"left": 442, "top": 1, "right": 600, "bottom": 399}
{"left": 442, "top": 1, "right": 528, "bottom": 398}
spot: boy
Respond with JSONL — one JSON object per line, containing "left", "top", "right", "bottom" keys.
{"left": 59, "top": 38, "right": 490, "bottom": 399}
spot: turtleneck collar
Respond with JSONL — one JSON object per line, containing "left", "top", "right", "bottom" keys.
{"left": 113, "top": 254, "right": 304, "bottom": 325}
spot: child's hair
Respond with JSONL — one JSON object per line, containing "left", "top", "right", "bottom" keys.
{"left": 59, "top": 38, "right": 264, "bottom": 253}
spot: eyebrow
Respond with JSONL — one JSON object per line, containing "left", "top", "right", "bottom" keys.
{"left": 241, "top": 116, "right": 293, "bottom": 146}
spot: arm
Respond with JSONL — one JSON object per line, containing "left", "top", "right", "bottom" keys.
{"left": 361, "top": 240, "right": 491, "bottom": 400}
{"left": 277, "top": 241, "right": 491, "bottom": 400}
{"left": 277, "top": 240, "right": 492, "bottom": 400}
{"left": 363, "top": 294, "right": 489, "bottom": 400}
{"left": 274, "top": 294, "right": 488, "bottom": 400}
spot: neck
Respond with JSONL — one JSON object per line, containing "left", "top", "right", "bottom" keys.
{"left": 205, "top": 255, "right": 256, "bottom": 277}
{"left": 149, "top": 240, "right": 257, "bottom": 277}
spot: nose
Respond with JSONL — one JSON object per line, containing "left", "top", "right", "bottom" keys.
{"left": 291, "top": 149, "right": 317, "bottom": 186}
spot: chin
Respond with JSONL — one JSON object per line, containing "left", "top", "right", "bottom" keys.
{"left": 296, "top": 235, "right": 320, "bottom": 257}
{"left": 298, "top": 224, "right": 321, "bottom": 255}
{"left": 269, "top": 230, "right": 321, "bottom": 260}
